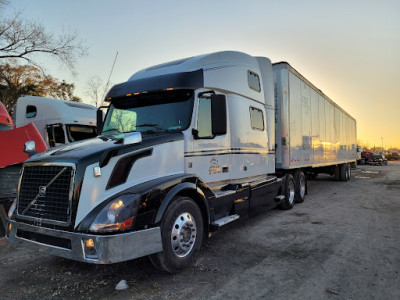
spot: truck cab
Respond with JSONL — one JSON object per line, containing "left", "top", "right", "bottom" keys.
{"left": 14, "top": 96, "right": 98, "bottom": 148}
{"left": 8, "top": 51, "right": 287, "bottom": 272}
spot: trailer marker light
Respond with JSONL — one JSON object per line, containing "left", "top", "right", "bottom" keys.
{"left": 134, "top": 92, "right": 140, "bottom": 95}
{"left": 166, "top": 88, "right": 174, "bottom": 91}
{"left": 126, "top": 93, "right": 132, "bottom": 97}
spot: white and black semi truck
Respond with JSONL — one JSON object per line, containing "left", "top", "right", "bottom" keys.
{"left": 7, "top": 51, "right": 357, "bottom": 273}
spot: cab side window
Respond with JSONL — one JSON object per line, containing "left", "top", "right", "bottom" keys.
{"left": 46, "top": 124, "right": 65, "bottom": 147}
{"left": 26, "top": 105, "right": 37, "bottom": 118}
{"left": 197, "top": 97, "right": 212, "bottom": 138}
{"left": 250, "top": 107, "right": 264, "bottom": 131}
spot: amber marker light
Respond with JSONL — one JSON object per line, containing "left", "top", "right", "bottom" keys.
{"left": 126, "top": 93, "right": 132, "bottom": 97}
{"left": 134, "top": 92, "right": 140, "bottom": 95}
{"left": 166, "top": 88, "right": 174, "bottom": 91}
{"left": 85, "top": 238, "right": 95, "bottom": 248}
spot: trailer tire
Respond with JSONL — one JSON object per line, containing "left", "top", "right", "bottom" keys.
{"left": 339, "top": 163, "right": 351, "bottom": 182}
{"left": 279, "top": 174, "right": 295, "bottom": 210}
{"left": 294, "top": 171, "right": 306, "bottom": 203}
{"left": 149, "top": 196, "right": 203, "bottom": 273}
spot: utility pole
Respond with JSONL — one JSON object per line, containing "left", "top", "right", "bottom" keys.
{"left": 381, "top": 137, "right": 384, "bottom": 151}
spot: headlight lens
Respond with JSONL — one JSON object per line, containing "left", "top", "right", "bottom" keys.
{"left": 89, "top": 194, "right": 140, "bottom": 233}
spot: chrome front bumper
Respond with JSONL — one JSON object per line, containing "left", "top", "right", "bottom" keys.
{"left": 7, "top": 220, "right": 163, "bottom": 264}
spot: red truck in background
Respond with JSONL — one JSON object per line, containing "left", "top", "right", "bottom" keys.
{"left": 356, "top": 146, "right": 374, "bottom": 165}
{"left": 0, "top": 101, "right": 47, "bottom": 236}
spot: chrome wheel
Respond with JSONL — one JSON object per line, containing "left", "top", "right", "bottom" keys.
{"left": 300, "top": 176, "right": 306, "bottom": 198}
{"left": 288, "top": 180, "right": 295, "bottom": 204}
{"left": 170, "top": 212, "right": 197, "bottom": 258}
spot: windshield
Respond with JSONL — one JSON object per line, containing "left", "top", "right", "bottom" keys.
{"left": 102, "top": 90, "right": 194, "bottom": 134}
{"left": 0, "top": 123, "right": 13, "bottom": 132}
{"left": 66, "top": 125, "right": 97, "bottom": 142}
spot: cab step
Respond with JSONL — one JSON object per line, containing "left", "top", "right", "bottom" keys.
{"left": 212, "top": 214, "right": 240, "bottom": 227}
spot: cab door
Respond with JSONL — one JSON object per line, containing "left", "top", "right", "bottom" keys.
{"left": 185, "top": 92, "right": 230, "bottom": 185}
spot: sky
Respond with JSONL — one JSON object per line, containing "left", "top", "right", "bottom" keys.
{"left": 4, "top": 0, "right": 400, "bottom": 148}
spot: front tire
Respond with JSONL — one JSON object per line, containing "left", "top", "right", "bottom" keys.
{"left": 150, "top": 196, "right": 203, "bottom": 273}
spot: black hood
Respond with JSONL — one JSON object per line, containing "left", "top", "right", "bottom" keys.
{"left": 27, "top": 132, "right": 184, "bottom": 168}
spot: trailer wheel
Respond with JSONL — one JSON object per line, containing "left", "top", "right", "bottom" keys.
{"left": 279, "top": 174, "right": 295, "bottom": 210}
{"left": 339, "top": 164, "right": 350, "bottom": 182}
{"left": 294, "top": 171, "right": 306, "bottom": 203}
{"left": 149, "top": 196, "right": 203, "bottom": 273}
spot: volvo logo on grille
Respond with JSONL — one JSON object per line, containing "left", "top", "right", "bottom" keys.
{"left": 39, "top": 186, "right": 47, "bottom": 197}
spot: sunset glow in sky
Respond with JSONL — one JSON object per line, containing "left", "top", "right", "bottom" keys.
{"left": 5, "top": 0, "right": 400, "bottom": 148}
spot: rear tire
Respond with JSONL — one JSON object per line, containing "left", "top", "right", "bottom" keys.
{"left": 294, "top": 171, "right": 306, "bottom": 203}
{"left": 339, "top": 163, "right": 350, "bottom": 181}
{"left": 150, "top": 196, "right": 203, "bottom": 273}
{"left": 279, "top": 174, "right": 295, "bottom": 210}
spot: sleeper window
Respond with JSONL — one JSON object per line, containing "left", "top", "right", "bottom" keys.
{"left": 250, "top": 107, "right": 264, "bottom": 131}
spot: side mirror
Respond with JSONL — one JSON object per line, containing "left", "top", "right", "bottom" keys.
{"left": 96, "top": 108, "right": 104, "bottom": 135}
{"left": 211, "top": 94, "right": 227, "bottom": 136}
{"left": 24, "top": 141, "right": 37, "bottom": 157}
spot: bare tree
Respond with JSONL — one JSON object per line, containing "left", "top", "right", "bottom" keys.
{"left": 0, "top": 2, "right": 87, "bottom": 73}
{"left": 86, "top": 76, "right": 111, "bottom": 107}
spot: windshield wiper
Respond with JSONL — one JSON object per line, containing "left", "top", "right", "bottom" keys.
{"left": 135, "top": 123, "right": 163, "bottom": 130}
{"left": 101, "top": 128, "right": 120, "bottom": 134}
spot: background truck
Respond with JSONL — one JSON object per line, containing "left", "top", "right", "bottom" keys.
{"left": 14, "top": 96, "right": 98, "bottom": 148}
{"left": 0, "top": 101, "right": 47, "bottom": 236}
{"left": 7, "top": 51, "right": 357, "bottom": 272}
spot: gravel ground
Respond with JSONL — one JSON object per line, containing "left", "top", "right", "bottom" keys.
{"left": 1, "top": 162, "right": 399, "bottom": 299}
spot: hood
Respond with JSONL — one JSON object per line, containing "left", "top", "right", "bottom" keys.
{"left": 26, "top": 131, "right": 184, "bottom": 168}
{"left": 0, "top": 123, "right": 47, "bottom": 168}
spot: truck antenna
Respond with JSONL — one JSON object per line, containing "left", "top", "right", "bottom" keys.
{"left": 101, "top": 51, "right": 119, "bottom": 105}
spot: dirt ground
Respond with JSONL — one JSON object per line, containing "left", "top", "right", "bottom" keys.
{"left": 1, "top": 162, "right": 399, "bottom": 299}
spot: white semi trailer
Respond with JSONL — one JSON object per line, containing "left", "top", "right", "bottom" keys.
{"left": 7, "top": 51, "right": 357, "bottom": 273}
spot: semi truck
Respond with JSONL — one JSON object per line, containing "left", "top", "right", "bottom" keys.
{"left": 14, "top": 96, "right": 98, "bottom": 148}
{"left": 7, "top": 51, "right": 357, "bottom": 272}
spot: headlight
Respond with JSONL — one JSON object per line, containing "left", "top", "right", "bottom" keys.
{"left": 8, "top": 199, "right": 17, "bottom": 219}
{"left": 89, "top": 194, "right": 140, "bottom": 233}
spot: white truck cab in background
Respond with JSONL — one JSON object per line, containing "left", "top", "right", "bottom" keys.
{"left": 14, "top": 96, "right": 98, "bottom": 147}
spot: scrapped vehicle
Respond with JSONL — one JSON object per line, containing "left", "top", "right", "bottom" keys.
{"left": 7, "top": 51, "right": 357, "bottom": 272}
{"left": 14, "top": 96, "right": 98, "bottom": 148}
{"left": 368, "top": 155, "right": 388, "bottom": 166}
{"left": 359, "top": 150, "right": 374, "bottom": 165}
{"left": 0, "top": 101, "right": 47, "bottom": 236}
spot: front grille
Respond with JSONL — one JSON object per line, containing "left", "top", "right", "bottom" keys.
{"left": 17, "top": 164, "right": 74, "bottom": 225}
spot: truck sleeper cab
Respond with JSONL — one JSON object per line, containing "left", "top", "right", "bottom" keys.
{"left": 14, "top": 96, "right": 98, "bottom": 148}
{"left": 7, "top": 51, "right": 354, "bottom": 273}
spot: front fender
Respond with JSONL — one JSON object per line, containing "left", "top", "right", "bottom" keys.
{"left": 154, "top": 181, "right": 210, "bottom": 224}
{"left": 77, "top": 173, "right": 212, "bottom": 233}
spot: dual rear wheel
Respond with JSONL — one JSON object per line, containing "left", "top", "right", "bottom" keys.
{"left": 279, "top": 171, "right": 306, "bottom": 210}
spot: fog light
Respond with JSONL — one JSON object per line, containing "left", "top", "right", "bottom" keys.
{"left": 6, "top": 223, "right": 12, "bottom": 238}
{"left": 83, "top": 238, "right": 98, "bottom": 259}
